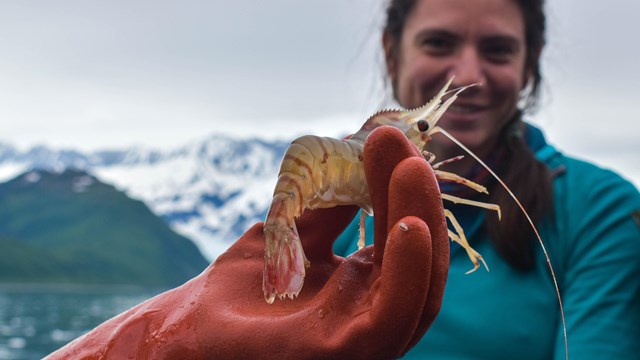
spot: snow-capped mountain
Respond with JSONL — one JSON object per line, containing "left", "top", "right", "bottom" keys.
{"left": 0, "top": 136, "right": 291, "bottom": 260}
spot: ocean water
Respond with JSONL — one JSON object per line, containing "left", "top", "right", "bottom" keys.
{"left": 0, "top": 285, "right": 164, "bottom": 360}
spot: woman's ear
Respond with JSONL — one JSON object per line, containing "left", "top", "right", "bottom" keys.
{"left": 382, "top": 31, "right": 398, "bottom": 85}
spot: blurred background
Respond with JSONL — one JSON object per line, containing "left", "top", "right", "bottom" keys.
{"left": 0, "top": 0, "right": 638, "bottom": 358}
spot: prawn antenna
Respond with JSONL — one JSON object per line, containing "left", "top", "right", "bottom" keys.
{"left": 434, "top": 126, "right": 569, "bottom": 360}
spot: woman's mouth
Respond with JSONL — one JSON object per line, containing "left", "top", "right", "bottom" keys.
{"left": 442, "top": 103, "right": 488, "bottom": 130}
{"left": 448, "top": 104, "right": 484, "bottom": 114}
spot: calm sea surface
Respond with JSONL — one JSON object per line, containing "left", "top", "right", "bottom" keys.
{"left": 0, "top": 285, "right": 165, "bottom": 360}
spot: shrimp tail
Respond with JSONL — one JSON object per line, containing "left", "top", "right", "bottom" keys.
{"left": 263, "top": 200, "right": 308, "bottom": 304}
{"left": 262, "top": 141, "right": 317, "bottom": 304}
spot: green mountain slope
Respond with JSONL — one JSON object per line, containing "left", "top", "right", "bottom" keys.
{"left": 0, "top": 169, "right": 209, "bottom": 287}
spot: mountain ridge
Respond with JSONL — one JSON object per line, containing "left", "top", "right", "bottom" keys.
{"left": 0, "top": 135, "right": 291, "bottom": 260}
{"left": 0, "top": 169, "right": 209, "bottom": 286}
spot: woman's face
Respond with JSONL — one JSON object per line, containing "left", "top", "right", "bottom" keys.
{"left": 385, "top": 0, "right": 529, "bottom": 157}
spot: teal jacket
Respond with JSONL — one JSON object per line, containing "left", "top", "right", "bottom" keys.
{"left": 333, "top": 125, "right": 640, "bottom": 359}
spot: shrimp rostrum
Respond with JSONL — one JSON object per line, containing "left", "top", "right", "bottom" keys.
{"left": 262, "top": 78, "right": 499, "bottom": 304}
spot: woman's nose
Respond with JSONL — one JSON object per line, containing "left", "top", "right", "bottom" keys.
{"left": 448, "top": 47, "right": 486, "bottom": 87}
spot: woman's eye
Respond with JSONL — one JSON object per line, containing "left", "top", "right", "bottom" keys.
{"left": 421, "top": 37, "right": 453, "bottom": 54}
{"left": 483, "top": 42, "right": 518, "bottom": 62}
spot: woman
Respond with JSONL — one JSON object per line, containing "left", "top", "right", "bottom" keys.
{"left": 334, "top": 0, "right": 640, "bottom": 358}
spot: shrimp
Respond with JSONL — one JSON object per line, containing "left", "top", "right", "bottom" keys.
{"left": 262, "top": 78, "right": 497, "bottom": 304}
{"left": 262, "top": 77, "right": 568, "bottom": 359}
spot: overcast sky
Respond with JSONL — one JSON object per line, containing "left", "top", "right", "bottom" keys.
{"left": 0, "top": 0, "right": 638, "bottom": 185}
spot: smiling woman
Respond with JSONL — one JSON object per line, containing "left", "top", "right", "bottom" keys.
{"left": 333, "top": 0, "right": 640, "bottom": 358}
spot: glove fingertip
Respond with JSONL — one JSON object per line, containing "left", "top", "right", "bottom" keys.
{"left": 388, "top": 156, "right": 449, "bottom": 280}
{"left": 388, "top": 157, "right": 450, "bottom": 351}
{"left": 369, "top": 217, "right": 433, "bottom": 348}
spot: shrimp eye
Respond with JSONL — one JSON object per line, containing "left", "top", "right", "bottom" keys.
{"left": 417, "top": 120, "right": 429, "bottom": 132}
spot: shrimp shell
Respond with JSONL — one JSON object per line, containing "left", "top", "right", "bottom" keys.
{"left": 262, "top": 79, "right": 494, "bottom": 304}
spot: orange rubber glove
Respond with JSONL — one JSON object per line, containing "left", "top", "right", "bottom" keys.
{"left": 46, "top": 126, "right": 450, "bottom": 360}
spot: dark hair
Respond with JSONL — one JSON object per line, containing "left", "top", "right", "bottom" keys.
{"left": 384, "top": 0, "right": 553, "bottom": 271}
